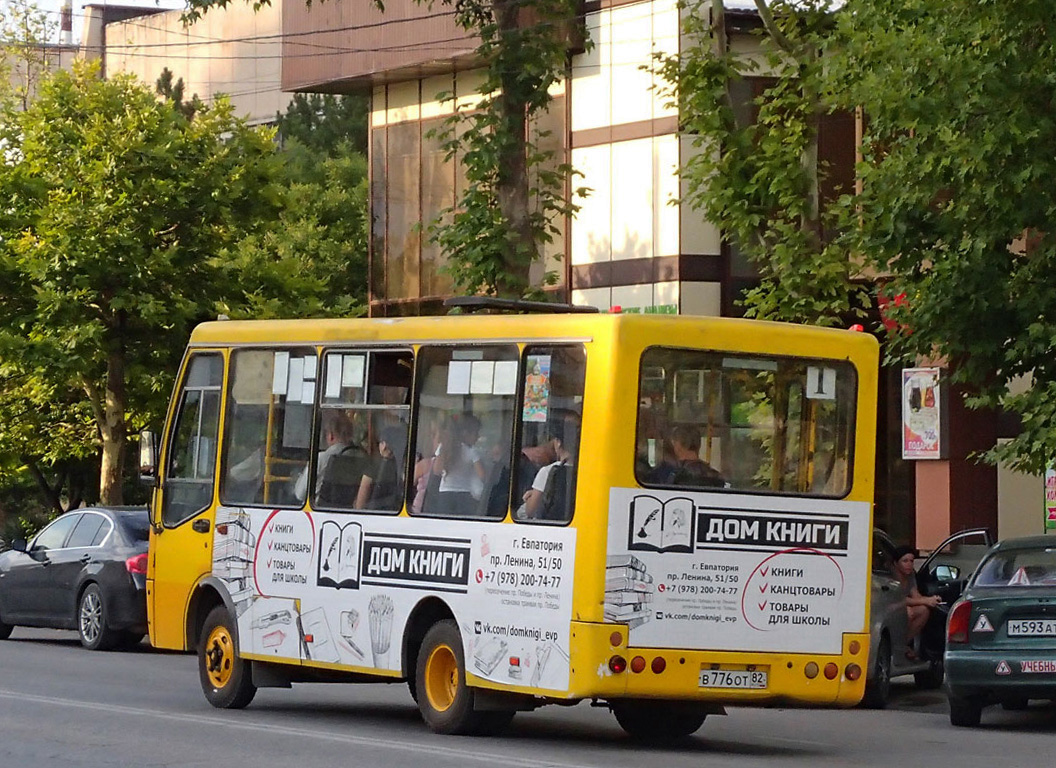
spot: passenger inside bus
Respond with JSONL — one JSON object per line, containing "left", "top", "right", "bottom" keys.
{"left": 517, "top": 417, "right": 578, "bottom": 522}
{"left": 648, "top": 424, "right": 725, "bottom": 488}
{"left": 355, "top": 425, "right": 407, "bottom": 511}
{"left": 432, "top": 413, "right": 486, "bottom": 514}
{"left": 296, "top": 409, "right": 358, "bottom": 502}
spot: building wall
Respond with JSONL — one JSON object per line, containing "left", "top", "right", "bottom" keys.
{"left": 104, "top": 3, "right": 287, "bottom": 126}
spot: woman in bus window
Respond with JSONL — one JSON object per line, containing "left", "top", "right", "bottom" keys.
{"left": 434, "top": 414, "right": 485, "bottom": 514}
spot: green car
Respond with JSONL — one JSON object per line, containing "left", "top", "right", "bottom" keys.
{"left": 945, "top": 536, "right": 1056, "bottom": 726}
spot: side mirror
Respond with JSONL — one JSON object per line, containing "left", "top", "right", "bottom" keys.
{"left": 11, "top": 539, "right": 27, "bottom": 553}
{"left": 139, "top": 430, "right": 159, "bottom": 486}
{"left": 934, "top": 564, "right": 961, "bottom": 583}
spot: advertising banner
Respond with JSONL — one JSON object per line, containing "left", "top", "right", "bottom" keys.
{"left": 902, "top": 367, "right": 943, "bottom": 460}
{"left": 1045, "top": 465, "right": 1056, "bottom": 531}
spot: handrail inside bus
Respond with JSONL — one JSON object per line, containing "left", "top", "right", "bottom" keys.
{"left": 443, "top": 296, "right": 600, "bottom": 314}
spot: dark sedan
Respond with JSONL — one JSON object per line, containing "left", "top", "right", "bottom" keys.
{"left": 945, "top": 536, "right": 1056, "bottom": 726}
{"left": 0, "top": 507, "right": 149, "bottom": 650}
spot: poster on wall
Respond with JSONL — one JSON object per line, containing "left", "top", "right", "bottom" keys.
{"left": 1045, "top": 465, "right": 1056, "bottom": 531}
{"left": 902, "top": 367, "right": 943, "bottom": 460}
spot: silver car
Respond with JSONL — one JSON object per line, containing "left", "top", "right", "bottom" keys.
{"left": 863, "top": 527, "right": 993, "bottom": 708}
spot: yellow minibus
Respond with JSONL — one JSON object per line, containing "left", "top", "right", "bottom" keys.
{"left": 141, "top": 301, "right": 878, "bottom": 740}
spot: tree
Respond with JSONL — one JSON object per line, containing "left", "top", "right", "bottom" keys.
{"left": 0, "top": 62, "right": 288, "bottom": 505}
{"left": 185, "top": 0, "right": 588, "bottom": 299}
{"left": 276, "top": 92, "right": 368, "bottom": 155}
{"left": 828, "top": 0, "right": 1056, "bottom": 473}
{"left": 155, "top": 67, "right": 205, "bottom": 120}
{"left": 0, "top": 0, "right": 57, "bottom": 111}
{"left": 656, "top": 0, "right": 864, "bottom": 326}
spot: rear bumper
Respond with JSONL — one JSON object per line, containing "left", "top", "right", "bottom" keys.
{"left": 947, "top": 649, "right": 1056, "bottom": 700}
{"left": 106, "top": 573, "right": 148, "bottom": 633}
{"left": 567, "top": 622, "right": 868, "bottom": 707}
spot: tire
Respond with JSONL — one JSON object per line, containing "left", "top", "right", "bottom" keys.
{"left": 949, "top": 695, "right": 982, "bottom": 727}
{"left": 861, "top": 636, "right": 892, "bottom": 709}
{"left": 415, "top": 620, "right": 514, "bottom": 735}
{"left": 611, "top": 700, "right": 708, "bottom": 742}
{"left": 78, "top": 584, "right": 120, "bottom": 651}
{"left": 198, "top": 606, "right": 256, "bottom": 710}
{"left": 914, "top": 659, "right": 944, "bottom": 690}
{"left": 0, "top": 620, "right": 12, "bottom": 640}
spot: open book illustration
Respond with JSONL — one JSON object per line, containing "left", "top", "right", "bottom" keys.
{"left": 628, "top": 495, "right": 695, "bottom": 553}
{"left": 316, "top": 521, "right": 363, "bottom": 589}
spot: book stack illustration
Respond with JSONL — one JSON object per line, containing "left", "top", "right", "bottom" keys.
{"left": 213, "top": 510, "right": 256, "bottom": 580}
{"left": 604, "top": 554, "right": 654, "bottom": 629}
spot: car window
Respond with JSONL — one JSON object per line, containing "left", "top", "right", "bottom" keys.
{"left": 117, "top": 515, "right": 150, "bottom": 544}
{"left": 924, "top": 531, "right": 991, "bottom": 580}
{"left": 66, "top": 513, "right": 108, "bottom": 548}
{"left": 31, "top": 514, "right": 80, "bottom": 551}
{"left": 872, "top": 532, "right": 895, "bottom": 574}
{"left": 975, "top": 547, "right": 1056, "bottom": 587}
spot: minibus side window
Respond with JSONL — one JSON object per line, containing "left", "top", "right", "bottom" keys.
{"left": 311, "top": 349, "right": 413, "bottom": 512}
{"left": 513, "top": 345, "right": 586, "bottom": 524}
{"left": 163, "top": 353, "right": 223, "bottom": 525}
{"left": 220, "top": 348, "right": 316, "bottom": 508}
{"left": 410, "top": 345, "right": 518, "bottom": 518}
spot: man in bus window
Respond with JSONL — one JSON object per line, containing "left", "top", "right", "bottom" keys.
{"left": 519, "top": 421, "right": 574, "bottom": 520}
{"left": 294, "top": 410, "right": 356, "bottom": 502}
{"left": 649, "top": 424, "right": 724, "bottom": 488}
{"left": 356, "top": 425, "right": 406, "bottom": 511}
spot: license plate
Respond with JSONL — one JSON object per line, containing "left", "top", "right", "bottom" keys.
{"left": 698, "top": 668, "right": 768, "bottom": 689}
{"left": 1007, "top": 619, "right": 1056, "bottom": 637}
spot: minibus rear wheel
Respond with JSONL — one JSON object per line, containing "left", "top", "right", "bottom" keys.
{"left": 415, "top": 619, "right": 514, "bottom": 735}
{"left": 199, "top": 605, "right": 256, "bottom": 709}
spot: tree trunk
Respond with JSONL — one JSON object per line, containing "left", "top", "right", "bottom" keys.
{"left": 98, "top": 343, "right": 127, "bottom": 505}
{"left": 492, "top": 0, "right": 538, "bottom": 297}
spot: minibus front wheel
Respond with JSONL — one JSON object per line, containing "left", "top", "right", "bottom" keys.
{"left": 416, "top": 619, "right": 514, "bottom": 735}
{"left": 199, "top": 605, "right": 256, "bottom": 709}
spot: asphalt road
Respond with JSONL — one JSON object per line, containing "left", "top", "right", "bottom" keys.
{"left": 1, "top": 628, "right": 1055, "bottom": 768}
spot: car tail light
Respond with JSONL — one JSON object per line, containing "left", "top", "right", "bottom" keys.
{"left": 126, "top": 553, "right": 148, "bottom": 575}
{"left": 948, "top": 600, "right": 972, "bottom": 644}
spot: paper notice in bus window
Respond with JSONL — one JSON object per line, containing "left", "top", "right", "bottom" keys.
{"left": 447, "top": 361, "right": 471, "bottom": 395}
{"left": 806, "top": 366, "right": 836, "bottom": 400}
{"left": 522, "top": 355, "right": 551, "bottom": 422}
{"left": 325, "top": 356, "right": 342, "bottom": 398}
{"left": 286, "top": 357, "right": 304, "bottom": 403}
{"left": 342, "top": 354, "right": 365, "bottom": 389}
{"left": 303, "top": 355, "right": 318, "bottom": 381}
{"left": 493, "top": 360, "right": 519, "bottom": 395}
{"left": 272, "top": 351, "right": 290, "bottom": 395}
{"left": 301, "top": 379, "right": 315, "bottom": 404}
{"left": 470, "top": 361, "right": 495, "bottom": 394}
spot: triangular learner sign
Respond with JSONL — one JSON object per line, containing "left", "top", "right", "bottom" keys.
{"left": 1008, "top": 567, "right": 1031, "bottom": 586}
{"left": 973, "top": 614, "right": 994, "bottom": 633}
{"left": 995, "top": 661, "right": 1012, "bottom": 676}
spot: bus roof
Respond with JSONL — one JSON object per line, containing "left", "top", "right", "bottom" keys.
{"left": 188, "top": 313, "right": 877, "bottom": 360}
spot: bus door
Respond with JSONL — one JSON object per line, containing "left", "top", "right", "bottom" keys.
{"left": 150, "top": 352, "right": 224, "bottom": 650}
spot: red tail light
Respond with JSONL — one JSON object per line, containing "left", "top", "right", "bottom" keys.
{"left": 126, "top": 553, "right": 148, "bottom": 575}
{"left": 948, "top": 600, "right": 972, "bottom": 644}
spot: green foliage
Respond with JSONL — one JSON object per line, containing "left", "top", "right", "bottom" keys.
{"left": 0, "top": 0, "right": 56, "bottom": 111}
{"left": 656, "top": 0, "right": 865, "bottom": 326}
{"left": 276, "top": 92, "right": 368, "bottom": 155}
{"left": 0, "top": 61, "right": 288, "bottom": 504}
{"left": 829, "top": 0, "right": 1056, "bottom": 472}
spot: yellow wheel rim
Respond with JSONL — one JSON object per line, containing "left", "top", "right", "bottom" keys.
{"left": 204, "top": 624, "right": 235, "bottom": 689}
{"left": 424, "top": 644, "right": 459, "bottom": 713}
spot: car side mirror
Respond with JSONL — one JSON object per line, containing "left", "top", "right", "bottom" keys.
{"left": 11, "top": 539, "right": 27, "bottom": 553}
{"left": 139, "top": 430, "right": 159, "bottom": 486}
{"left": 934, "top": 564, "right": 961, "bottom": 582}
